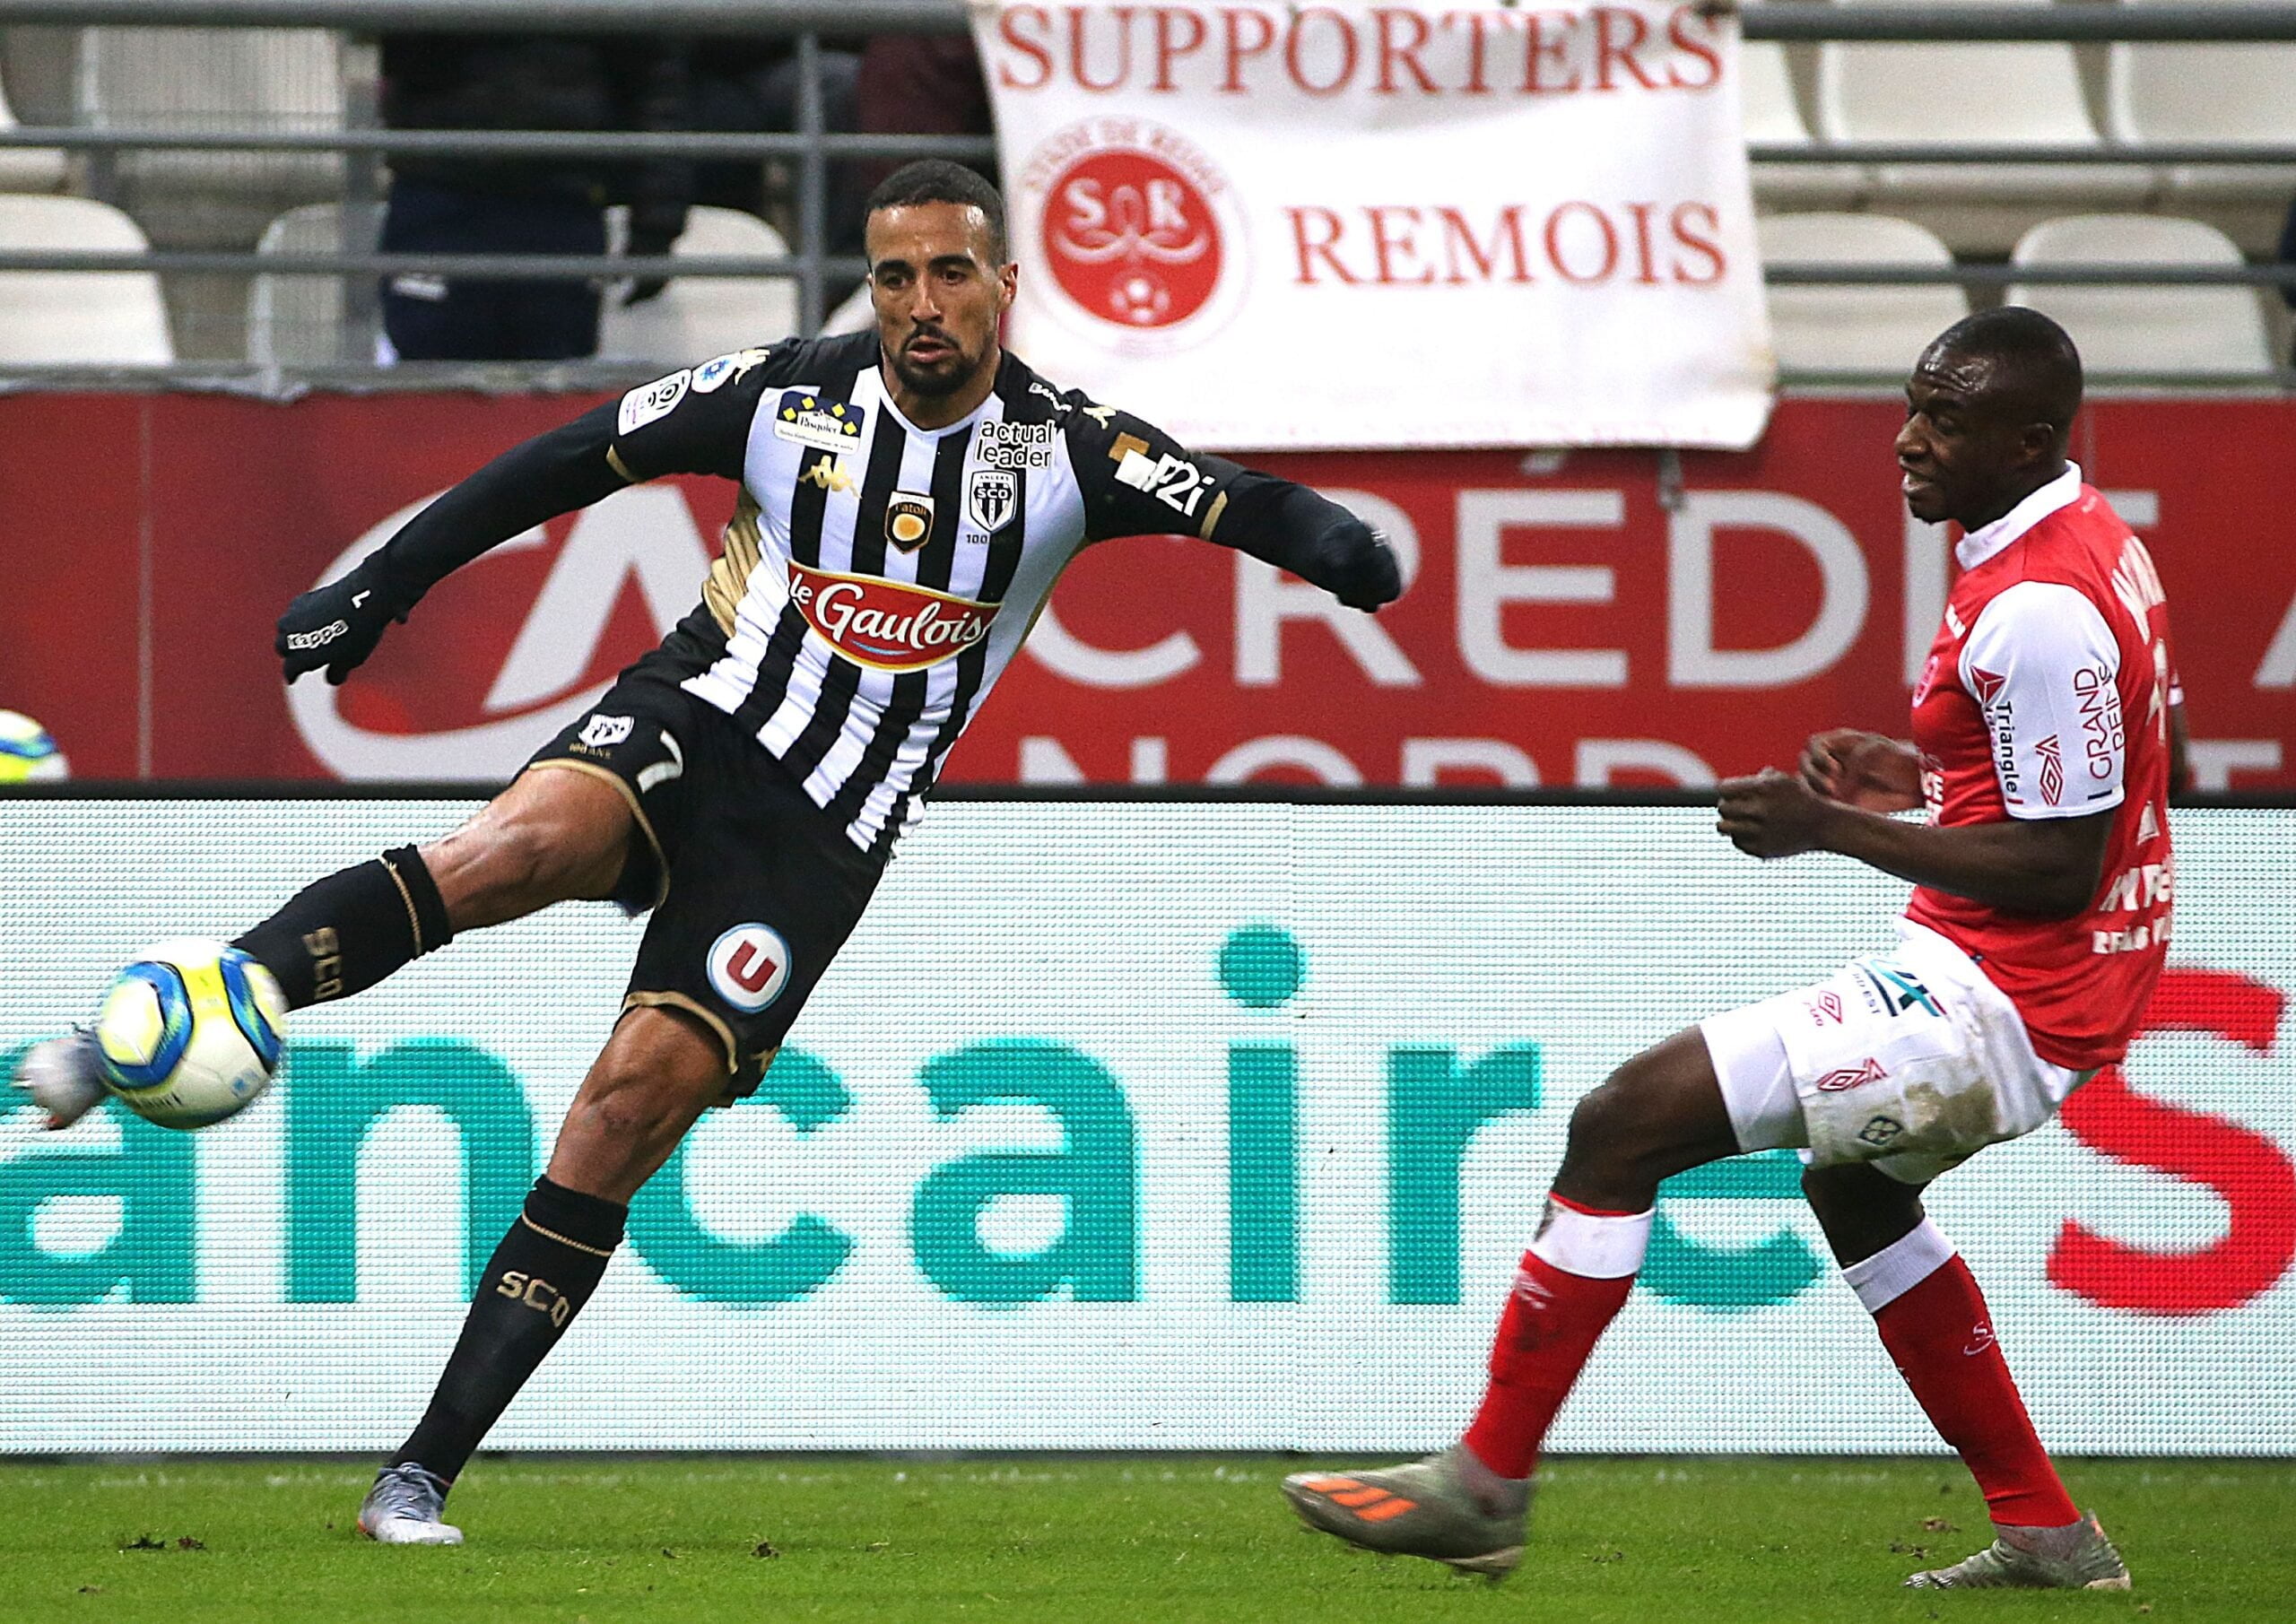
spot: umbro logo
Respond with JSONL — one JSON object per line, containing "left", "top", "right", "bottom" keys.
{"left": 1814, "top": 1056, "right": 1887, "bottom": 1093}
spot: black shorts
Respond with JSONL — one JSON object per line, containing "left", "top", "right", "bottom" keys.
{"left": 526, "top": 644, "right": 885, "bottom": 1096}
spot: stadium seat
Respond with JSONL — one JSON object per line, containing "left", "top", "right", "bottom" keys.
{"left": 0, "top": 71, "right": 67, "bottom": 194}
{"left": 2007, "top": 214, "right": 2275, "bottom": 375}
{"left": 2107, "top": 0, "right": 2296, "bottom": 201}
{"left": 1744, "top": 41, "right": 1864, "bottom": 207}
{"left": 819, "top": 279, "right": 875, "bottom": 337}
{"left": 247, "top": 200, "right": 358, "bottom": 366}
{"left": 0, "top": 194, "right": 173, "bottom": 362}
{"left": 74, "top": 27, "right": 343, "bottom": 248}
{"left": 1817, "top": 0, "right": 2147, "bottom": 207}
{"left": 596, "top": 205, "right": 799, "bottom": 364}
{"left": 1758, "top": 213, "right": 1968, "bottom": 374}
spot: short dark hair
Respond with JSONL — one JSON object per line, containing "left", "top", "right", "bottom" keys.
{"left": 864, "top": 161, "right": 1008, "bottom": 264}
{"left": 1927, "top": 306, "right": 2084, "bottom": 447}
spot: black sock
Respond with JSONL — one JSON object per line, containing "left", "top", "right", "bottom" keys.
{"left": 391, "top": 1177, "right": 627, "bottom": 1484}
{"left": 232, "top": 846, "right": 452, "bottom": 1010}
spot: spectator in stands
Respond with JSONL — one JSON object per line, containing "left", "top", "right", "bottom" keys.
{"left": 854, "top": 33, "right": 996, "bottom": 201}
{"left": 378, "top": 35, "right": 695, "bottom": 362}
{"left": 690, "top": 39, "right": 863, "bottom": 257}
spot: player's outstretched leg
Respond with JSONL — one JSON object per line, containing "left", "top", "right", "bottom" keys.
{"left": 1803, "top": 1162, "right": 2130, "bottom": 1591}
{"left": 361, "top": 1003, "right": 726, "bottom": 1544}
{"left": 1284, "top": 1029, "right": 1740, "bottom": 1579}
{"left": 13, "top": 768, "right": 632, "bottom": 1130}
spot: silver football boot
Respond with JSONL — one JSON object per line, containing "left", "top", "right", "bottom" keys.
{"left": 358, "top": 1463, "right": 464, "bottom": 1546}
{"left": 12, "top": 1029, "right": 109, "bottom": 1129}
{"left": 1905, "top": 1512, "right": 2130, "bottom": 1589}
{"left": 1281, "top": 1446, "right": 1530, "bottom": 1579}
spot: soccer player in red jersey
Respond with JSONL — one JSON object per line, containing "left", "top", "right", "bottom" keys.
{"left": 1285, "top": 308, "right": 2187, "bottom": 1589}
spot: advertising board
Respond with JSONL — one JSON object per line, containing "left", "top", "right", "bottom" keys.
{"left": 2, "top": 395, "right": 2290, "bottom": 791}
{"left": 2, "top": 800, "right": 2289, "bottom": 1454}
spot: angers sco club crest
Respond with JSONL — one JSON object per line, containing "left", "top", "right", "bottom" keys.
{"left": 885, "top": 492, "right": 935, "bottom": 553}
{"left": 966, "top": 468, "right": 1018, "bottom": 534}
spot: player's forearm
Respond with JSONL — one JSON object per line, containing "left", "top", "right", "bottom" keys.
{"left": 368, "top": 401, "right": 628, "bottom": 604}
{"left": 1817, "top": 805, "right": 2106, "bottom": 918}
{"left": 1211, "top": 476, "right": 1399, "bottom": 610}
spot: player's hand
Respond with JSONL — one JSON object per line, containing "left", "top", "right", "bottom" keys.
{"left": 1800, "top": 728, "right": 1923, "bottom": 812}
{"left": 1717, "top": 767, "right": 1840, "bottom": 860}
{"left": 1326, "top": 520, "right": 1403, "bottom": 612}
{"left": 276, "top": 559, "right": 412, "bottom": 686}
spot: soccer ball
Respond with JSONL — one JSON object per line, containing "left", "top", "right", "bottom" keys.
{"left": 93, "top": 939, "right": 287, "bottom": 1130}
{"left": 0, "top": 709, "right": 67, "bottom": 782}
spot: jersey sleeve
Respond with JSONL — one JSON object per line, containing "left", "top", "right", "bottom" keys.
{"left": 1060, "top": 396, "right": 1246, "bottom": 543}
{"left": 1060, "top": 395, "right": 1401, "bottom": 612}
{"left": 606, "top": 341, "right": 805, "bottom": 482}
{"left": 361, "top": 343, "right": 804, "bottom": 605}
{"left": 1959, "top": 580, "right": 2126, "bottom": 820}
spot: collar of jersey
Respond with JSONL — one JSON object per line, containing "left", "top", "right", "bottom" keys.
{"left": 868, "top": 361, "right": 996, "bottom": 440}
{"left": 1953, "top": 463, "right": 2083, "bottom": 573}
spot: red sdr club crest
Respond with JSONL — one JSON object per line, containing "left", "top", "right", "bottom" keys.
{"left": 1045, "top": 147, "right": 1222, "bottom": 329}
{"left": 1026, "top": 120, "right": 1247, "bottom": 351}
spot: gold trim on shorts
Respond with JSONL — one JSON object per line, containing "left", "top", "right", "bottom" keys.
{"left": 622, "top": 990, "right": 739, "bottom": 1076}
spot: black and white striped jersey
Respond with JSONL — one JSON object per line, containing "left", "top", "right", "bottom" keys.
{"left": 357, "top": 330, "right": 1397, "bottom": 856}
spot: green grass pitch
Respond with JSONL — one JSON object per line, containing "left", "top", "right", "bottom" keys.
{"left": 1, "top": 1455, "right": 2288, "bottom": 1623}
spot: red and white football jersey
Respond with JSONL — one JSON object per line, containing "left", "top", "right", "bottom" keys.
{"left": 1905, "top": 466, "right": 2176, "bottom": 1071}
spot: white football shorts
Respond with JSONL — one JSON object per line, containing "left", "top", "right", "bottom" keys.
{"left": 1700, "top": 920, "right": 2092, "bottom": 1185}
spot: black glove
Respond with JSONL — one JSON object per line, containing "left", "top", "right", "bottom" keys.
{"left": 276, "top": 558, "right": 415, "bottom": 685}
{"left": 1323, "top": 519, "right": 1404, "bottom": 612}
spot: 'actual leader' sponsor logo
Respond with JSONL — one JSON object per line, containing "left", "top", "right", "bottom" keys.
{"left": 787, "top": 561, "right": 999, "bottom": 673}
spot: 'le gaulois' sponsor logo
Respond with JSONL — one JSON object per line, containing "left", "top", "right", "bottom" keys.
{"left": 788, "top": 562, "right": 998, "bottom": 673}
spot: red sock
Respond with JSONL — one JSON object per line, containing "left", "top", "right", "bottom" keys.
{"left": 1872, "top": 1255, "right": 2079, "bottom": 1528}
{"left": 1460, "top": 1198, "right": 1648, "bottom": 1480}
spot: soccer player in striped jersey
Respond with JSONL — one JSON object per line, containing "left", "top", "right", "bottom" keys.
{"left": 14, "top": 161, "right": 1399, "bottom": 1543}
{"left": 1284, "top": 308, "right": 2185, "bottom": 1591}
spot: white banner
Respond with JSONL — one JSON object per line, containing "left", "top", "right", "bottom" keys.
{"left": 3, "top": 802, "right": 2292, "bottom": 1454}
{"left": 974, "top": 0, "right": 1775, "bottom": 450}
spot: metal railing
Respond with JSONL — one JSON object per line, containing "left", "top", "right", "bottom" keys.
{"left": 0, "top": 0, "right": 2278, "bottom": 40}
{"left": 0, "top": 1, "right": 2292, "bottom": 389}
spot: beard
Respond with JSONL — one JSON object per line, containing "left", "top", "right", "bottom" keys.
{"left": 886, "top": 327, "right": 980, "bottom": 398}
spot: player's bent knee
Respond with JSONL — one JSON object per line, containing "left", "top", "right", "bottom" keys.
{"left": 550, "top": 1008, "right": 727, "bottom": 1201}
{"left": 1565, "top": 1079, "right": 1638, "bottom": 1156}
{"left": 1801, "top": 1160, "right": 1927, "bottom": 1265}
{"left": 428, "top": 773, "right": 632, "bottom": 928}
{"left": 1566, "top": 1054, "right": 1679, "bottom": 1158}
{"left": 1559, "top": 1031, "right": 1737, "bottom": 1198}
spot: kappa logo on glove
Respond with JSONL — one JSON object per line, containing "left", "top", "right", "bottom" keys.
{"left": 285, "top": 619, "right": 350, "bottom": 652}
